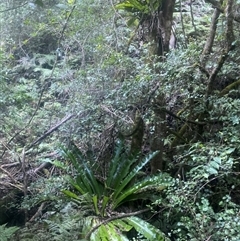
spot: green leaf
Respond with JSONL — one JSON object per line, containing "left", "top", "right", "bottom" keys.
{"left": 56, "top": 3, "right": 69, "bottom": 9}
{"left": 111, "top": 219, "right": 133, "bottom": 232}
{"left": 113, "top": 173, "right": 171, "bottom": 208}
{"left": 116, "top": 0, "right": 146, "bottom": 13}
{"left": 63, "top": 145, "right": 104, "bottom": 196}
{"left": 223, "top": 147, "right": 235, "bottom": 155}
{"left": 92, "top": 195, "right": 100, "bottom": 215}
{"left": 62, "top": 190, "right": 80, "bottom": 200}
{"left": 206, "top": 166, "right": 218, "bottom": 175}
{"left": 112, "top": 151, "right": 159, "bottom": 202}
{"left": 127, "top": 17, "right": 139, "bottom": 26}
{"left": 213, "top": 156, "right": 221, "bottom": 164}
{"left": 209, "top": 159, "right": 220, "bottom": 170}
{"left": 52, "top": 160, "right": 67, "bottom": 169}
{"left": 124, "top": 216, "right": 169, "bottom": 241}
{"left": 69, "top": 177, "right": 87, "bottom": 195}
{"left": 90, "top": 222, "right": 129, "bottom": 241}
{"left": 101, "top": 196, "right": 110, "bottom": 216}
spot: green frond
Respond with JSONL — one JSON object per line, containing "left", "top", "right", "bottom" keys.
{"left": 101, "top": 196, "right": 110, "bottom": 216}
{"left": 113, "top": 173, "right": 172, "bottom": 208}
{"left": 82, "top": 164, "right": 103, "bottom": 196}
{"left": 92, "top": 195, "right": 100, "bottom": 215}
{"left": 62, "top": 146, "right": 104, "bottom": 196}
{"left": 111, "top": 219, "right": 133, "bottom": 232}
{"left": 90, "top": 223, "right": 129, "bottom": 241}
{"left": 116, "top": 1, "right": 144, "bottom": 13}
{"left": 62, "top": 189, "right": 80, "bottom": 200}
{"left": 112, "top": 151, "right": 159, "bottom": 203}
{"left": 106, "top": 140, "right": 139, "bottom": 191}
{"left": 0, "top": 224, "right": 19, "bottom": 241}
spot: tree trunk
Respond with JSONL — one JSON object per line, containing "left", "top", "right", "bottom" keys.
{"left": 150, "top": 94, "right": 167, "bottom": 174}
{"left": 158, "top": 0, "right": 176, "bottom": 55}
{"left": 145, "top": 0, "right": 176, "bottom": 56}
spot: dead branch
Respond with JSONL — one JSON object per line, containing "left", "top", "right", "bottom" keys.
{"left": 27, "top": 114, "right": 75, "bottom": 150}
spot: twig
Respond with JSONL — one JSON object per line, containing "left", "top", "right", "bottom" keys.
{"left": 58, "top": 3, "right": 76, "bottom": 47}
{"left": 189, "top": 0, "right": 197, "bottom": 33}
{"left": 29, "top": 202, "right": 46, "bottom": 222}
{"left": 0, "top": 166, "right": 17, "bottom": 184}
{"left": 0, "top": 2, "right": 28, "bottom": 13}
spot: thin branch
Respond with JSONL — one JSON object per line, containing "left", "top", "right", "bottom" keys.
{"left": 21, "top": 147, "right": 28, "bottom": 223}
{"left": 205, "top": 0, "right": 240, "bottom": 23}
{"left": 58, "top": 4, "right": 76, "bottom": 47}
{"left": 27, "top": 114, "right": 75, "bottom": 150}
{"left": 189, "top": 0, "right": 197, "bottom": 32}
{"left": 0, "top": 2, "right": 28, "bottom": 13}
{"left": 0, "top": 166, "right": 17, "bottom": 184}
{"left": 29, "top": 202, "right": 46, "bottom": 222}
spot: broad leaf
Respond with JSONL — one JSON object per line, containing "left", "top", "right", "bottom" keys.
{"left": 112, "top": 151, "right": 159, "bottom": 202}
{"left": 106, "top": 141, "right": 139, "bottom": 192}
{"left": 113, "top": 173, "right": 171, "bottom": 208}
{"left": 90, "top": 223, "right": 129, "bottom": 241}
{"left": 124, "top": 216, "right": 170, "bottom": 241}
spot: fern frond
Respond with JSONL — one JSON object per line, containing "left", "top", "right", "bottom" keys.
{"left": 0, "top": 224, "right": 19, "bottom": 241}
{"left": 105, "top": 140, "right": 139, "bottom": 191}
{"left": 113, "top": 173, "right": 172, "bottom": 208}
{"left": 112, "top": 151, "right": 159, "bottom": 203}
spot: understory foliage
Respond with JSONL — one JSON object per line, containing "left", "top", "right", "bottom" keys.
{"left": 0, "top": 224, "right": 19, "bottom": 241}
{"left": 61, "top": 140, "right": 172, "bottom": 240}
{"left": 0, "top": 0, "right": 240, "bottom": 241}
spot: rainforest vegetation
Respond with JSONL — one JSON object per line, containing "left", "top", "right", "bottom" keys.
{"left": 0, "top": 0, "right": 240, "bottom": 240}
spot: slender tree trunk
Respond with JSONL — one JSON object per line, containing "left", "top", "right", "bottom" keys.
{"left": 158, "top": 0, "right": 176, "bottom": 55}
{"left": 146, "top": 0, "right": 176, "bottom": 56}
{"left": 201, "top": 8, "right": 221, "bottom": 66}
{"left": 150, "top": 94, "right": 167, "bottom": 174}
{"left": 206, "top": 0, "right": 235, "bottom": 97}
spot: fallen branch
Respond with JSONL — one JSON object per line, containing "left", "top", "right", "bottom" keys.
{"left": 27, "top": 114, "right": 75, "bottom": 150}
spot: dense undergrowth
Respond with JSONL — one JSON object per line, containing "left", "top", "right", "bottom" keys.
{"left": 0, "top": 0, "right": 240, "bottom": 240}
